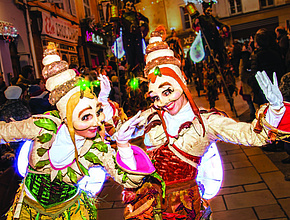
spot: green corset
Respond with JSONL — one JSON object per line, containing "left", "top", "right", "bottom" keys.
{"left": 25, "top": 172, "right": 78, "bottom": 209}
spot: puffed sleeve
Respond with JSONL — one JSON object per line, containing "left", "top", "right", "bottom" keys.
{"left": 0, "top": 117, "right": 41, "bottom": 143}
{"left": 207, "top": 113, "right": 269, "bottom": 146}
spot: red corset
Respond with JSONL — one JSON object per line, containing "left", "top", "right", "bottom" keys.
{"left": 149, "top": 144, "right": 198, "bottom": 186}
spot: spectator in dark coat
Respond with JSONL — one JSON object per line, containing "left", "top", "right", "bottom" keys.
{"left": 249, "top": 28, "right": 284, "bottom": 107}
{"left": 28, "top": 85, "right": 52, "bottom": 114}
{"left": 0, "top": 86, "right": 31, "bottom": 122}
{"left": 275, "top": 26, "right": 289, "bottom": 60}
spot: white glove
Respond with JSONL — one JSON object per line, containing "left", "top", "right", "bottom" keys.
{"left": 255, "top": 71, "right": 284, "bottom": 110}
{"left": 114, "top": 111, "right": 144, "bottom": 144}
{"left": 97, "top": 74, "right": 111, "bottom": 104}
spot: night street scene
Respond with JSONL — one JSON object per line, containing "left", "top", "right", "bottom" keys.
{"left": 0, "top": 0, "right": 290, "bottom": 219}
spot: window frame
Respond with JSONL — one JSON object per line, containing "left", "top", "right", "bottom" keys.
{"left": 180, "top": 6, "right": 193, "bottom": 31}
{"left": 259, "top": 0, "right": 274, "bottom": 8}
{"left": 83, "top": 0, "right": 91, "bottom": 17}
{"left": 228, "top": 0, "right": 243, "bottom": 15}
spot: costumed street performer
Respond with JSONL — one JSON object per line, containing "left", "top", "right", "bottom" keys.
{"left": 192, "top": 1, "right": 229, "bottom": 66}
{"left": 112, "top": 30, "right": 290, "bottom": 220}
{"left": 1, "top": 43, "right": 155, "bottom": 219}
{"left": 119, "top": 0, "right": 149, "bottom": 77}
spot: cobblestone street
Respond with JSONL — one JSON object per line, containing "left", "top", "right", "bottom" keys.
{"left": 97, "top": 80, "right": 290, "bottom": 220}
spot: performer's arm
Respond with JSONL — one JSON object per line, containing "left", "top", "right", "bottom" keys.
{"left": 256, "top": 71, "right": 285, "bottom": 126}
{"left": 0, "top": 117, "right": 41, "bottom": 143}
{"left": 113, "top": 111, "right": 144, "bottom": 170}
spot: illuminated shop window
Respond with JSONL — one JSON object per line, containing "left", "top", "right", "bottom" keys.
{"left": 228, "top": 0, "right": 242, "bottom": 14}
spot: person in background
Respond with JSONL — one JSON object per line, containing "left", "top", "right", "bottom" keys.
{"left": 0, "top": 86, "right": 31, "bottom": 123}
{"left": 28, "top": 84, "right": 52, "bottom": 114}
{"left": 231, "top": 39, "right": 242, "bottom": 77}
{"left": 119, "top": 0, "right": 149, "bottom": 77}
{"left": 110, "top": 75, "right": 122, "bottom": 104}
{"left": 275, "top": 26, "right": 289, "bottom": 62}
{"left": 250, "top": 28, "right": 284, "bottom": 108}
{"left": 17, "top": 65, "right": 35, "bottom": 86}
{"left": 239, "top": 40, "right": 255, "bottom": 121}
{"left": 0, "top": 75, "right": 7, "bottom": 105}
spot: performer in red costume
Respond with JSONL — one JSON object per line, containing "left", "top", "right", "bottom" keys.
{"left": 112, "top": 30, "right": 290, "bottom": 220}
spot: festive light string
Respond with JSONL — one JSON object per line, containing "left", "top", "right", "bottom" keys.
{"left": 77, "top": 79, "right": 100, "bottom": 91}
{"left": 0, "top": 21, "right": 18, "bottom": 41}
{"left": 129, "top": 78, "right": 140, "bottom": 90}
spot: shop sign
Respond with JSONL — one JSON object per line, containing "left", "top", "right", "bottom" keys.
{"left": 86, "top": 31, "right": 104, "bottom": 45}
{"left": 42, "top": 11, "right": 78, "bottom": 43}
{"left": 183, "top": 34, "right": 196, "bottom": 47}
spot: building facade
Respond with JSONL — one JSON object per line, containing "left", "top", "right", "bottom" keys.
{"left": 0, "top": 0, "right": 31, "bottom": 85}
{"left": 135, "top": 0, "right": 290, "bottom": 54}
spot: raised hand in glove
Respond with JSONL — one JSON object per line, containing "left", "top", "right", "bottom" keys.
{"left": 114, "top": 111, "right": 144, "bottom": 147}
{"left": 97, "top": 74, "right": 111, "bottom": 104}
{"left": 255, "top": 71, "right": 284, "bottom": 110}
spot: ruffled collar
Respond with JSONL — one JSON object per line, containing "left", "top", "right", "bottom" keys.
{"left": 163, "top": 102, "right": 195, "bottom": 136}
{"left": 49, "top": 124, "right": 86, "bottom": 169}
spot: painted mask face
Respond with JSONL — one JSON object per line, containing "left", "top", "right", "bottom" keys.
{"left": 72, "top": 97, "right": 105, "bottom": 138}
{"left": 148, "top": 75, "right": 187, "bottom": 115}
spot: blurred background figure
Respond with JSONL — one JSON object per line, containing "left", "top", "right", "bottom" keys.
{"left": 166, "top": 29, "right": 184, "bottom": 67}
{"left": 275, "top": 26, "right": 289, "bottom": 64}
{"left": 119, "top": 0, "right": 149, "bottom": 77}
{"left": 0, "top": 86, "right": 31, "bottom": 122}
{"left": 249, "top": 28, "right": 284, "bottom": 108}
{"left": 28, "top": 84, "right": 52, "bottom": 115}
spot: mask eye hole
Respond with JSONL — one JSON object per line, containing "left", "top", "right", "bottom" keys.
{"left": 150, "top": 96, "right": 159, "bottom": 103}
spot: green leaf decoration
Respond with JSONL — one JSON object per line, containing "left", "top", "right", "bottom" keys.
{"left": 67, "top": 167, "right": 78, "bottom": 184}
{"left": 35, "top": 212, "right": 40, "bottom": 220}
{"left": 34, "top": 118, "right": 57, "bottom": 134}
{"left": 64, "top": 210, "right": 69, "bottom": 220}
{"left": 92, "top": 141, "right": 108, "bottom": 153}
{"left": 37, "top": 148, "right": 48, "bottom": 157}
{"left": 75, "top": 200, "right": 81, "bottom": 214}
{"left": 79, "top": 162, "right": 89, "bottom": 176}
{"left": 94, "top": 132, "right": 101, "bottom": 139}
{"left": 84, "top": 152, "right": 103, "bottom": 166}
{"left": 35, "top": 160, "right": 50, "bottom": 169}
{"left": 112, "top": 156, "right": 119, "bottom": 169}
{"left": 44, "top": 110, "right": 61, "bottom": 119}
{"left": 50, "top": 110, "right": 60, "bottom": 119}
{"left": 80, "top": 211, "right": 87, "bottom": 220}
{"left": 117, "top": 168, "right": 124, "bottom": 175}
{"left": 154, "top": 66, "right": 162, "bottom": 77}
{"left": 122, "top": 173, "right": 128, "bottom": 183}
{"left": 151, "top": 172, "right": 166, "bottom": 198}
{"left": 57, "top": 170, "right": 63, "bottom": 181}
{"left": 37, "top": 133, "right": 52, "bottom": 144}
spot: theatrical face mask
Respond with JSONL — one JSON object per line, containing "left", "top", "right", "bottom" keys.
{"left": 72, "top": 97, "right": 105, "bottom": 138}
{"left": 148, "top": 75, "right": 187, "bottom": 115}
